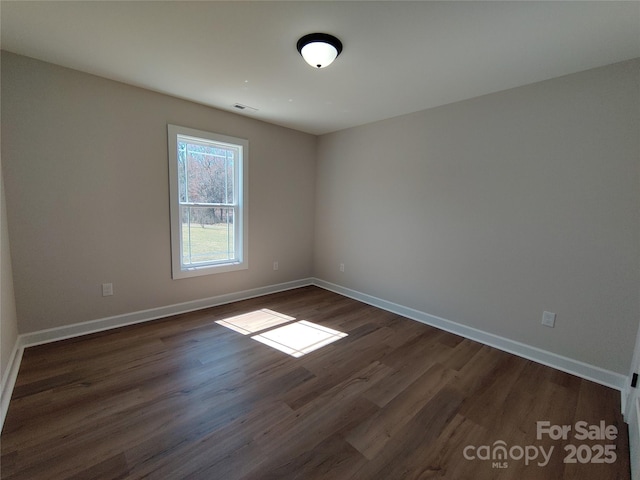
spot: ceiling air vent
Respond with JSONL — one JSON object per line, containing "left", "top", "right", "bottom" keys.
{"left": 233, "top": 103, "right": 258, "bottom": 112}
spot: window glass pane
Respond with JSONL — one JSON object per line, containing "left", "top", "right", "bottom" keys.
{"left": 178, "top": 141, "right": 187, "bottom": 203}
{"left": 226, "top": 150, "right": 235, "bottom": 203}
{"left": 182, "top": 140, "right": 236, "bottom": 204}
{"left": 181, "top": 206, "right": 235, "bottom": 265}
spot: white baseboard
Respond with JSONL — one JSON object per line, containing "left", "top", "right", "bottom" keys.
{"left": 312, "top": 278, "right": 628, "bottom": 392}
{"left": 1, "top": 337, "right": 24, "bottom": 431}
{"left": 629, "top": 394, "right": 640, "bottom": 480}
{"left": 20, "top": 278, "right": 313, "bottom": 348}
{"left": 2, "top": 276, "right": 630, "bottom": 433}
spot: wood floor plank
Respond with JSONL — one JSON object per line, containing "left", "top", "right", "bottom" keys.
{"left": 346, "top": 362, "right": 458, "bottom": 460}
{"left": 405, "top": 413, "right": 494, "bottom": 480}
{"left": 126, "top": 399, "right": 294, "bottom": 479}
{"left": 239, "top": 399, "right": 377, "bottom": 480}
{"left": 241, "top": 434, "right": 366, "bottom": 480}
{"left": 0, "top": 286, "right": 630, "bottom": 479}
{"left": 66, "top": 453, "right": 131, "bottom": 480}
{"left": 347, "top": 386, "right": 466, "bottom": 480}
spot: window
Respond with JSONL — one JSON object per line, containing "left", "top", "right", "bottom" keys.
{"left": 168, "top": 125, "right": 248, "bottom": 279}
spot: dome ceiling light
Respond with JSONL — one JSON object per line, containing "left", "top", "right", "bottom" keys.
{"left": 296, "top": 33, "right": 343, "bottom": 69}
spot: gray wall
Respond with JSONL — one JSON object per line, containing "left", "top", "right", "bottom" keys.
{"left": 315, "top": 59, "right": 640, "bottom": 374}
{"left": 1, "top": 52, "right": 317, "bottom": 333}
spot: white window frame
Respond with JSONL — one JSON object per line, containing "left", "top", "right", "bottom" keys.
{"left": 168, "top": 124, "right": 248, "bottom": 279}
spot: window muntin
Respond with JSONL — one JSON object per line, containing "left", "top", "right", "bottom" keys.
{"left": 168, "top": 125, "right": 248, "bottom": 278}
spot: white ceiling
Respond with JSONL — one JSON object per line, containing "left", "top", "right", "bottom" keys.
{"left": 2, "top": 1, "right": 639, "bottom": 135}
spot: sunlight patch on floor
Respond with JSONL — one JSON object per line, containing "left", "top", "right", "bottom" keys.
{"left": 251, "top": 320, "right": 348, "bottom": 358}
{"left": 215, "top": 309, "right": 295, "bottom": 335}
{"left": 215, "top": 309, "right": 347, "bottom": 357}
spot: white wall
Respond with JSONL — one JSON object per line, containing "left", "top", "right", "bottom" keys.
{"left": 315, "top": 59, "right": 640, "bottom": 375}
{"left": 1, "top": 52, "right": 317, "bottom": 333}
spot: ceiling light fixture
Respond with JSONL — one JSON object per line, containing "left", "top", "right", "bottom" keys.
{"left": 296, "top": 33, "right": 343, "bottom": 69}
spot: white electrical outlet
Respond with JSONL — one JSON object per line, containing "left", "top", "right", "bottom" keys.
{"left": 542, "top": 311, "right": 556, "bottom": 328}
{"left": 273, "top": 261, "right": 279, "bottom": 271}
{"left": 340, "top": 263, "right": 345, "bottom": 272}
{"left": 102, "top": 283, "right": 113, "bottom": 297}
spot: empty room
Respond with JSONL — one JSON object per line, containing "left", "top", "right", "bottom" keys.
{"left": 1, "top": 2, "right": 639, "bottom": 479}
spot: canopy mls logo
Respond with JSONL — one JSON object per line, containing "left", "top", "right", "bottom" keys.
{"left": 463, "top": 420, "right": 618, "bottom": 469}
{"left": 463, "top": 441, "right": 553, "bottom": 468}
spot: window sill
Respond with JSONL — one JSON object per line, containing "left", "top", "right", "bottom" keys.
{"left": 172, "top": 261, "right": 247, "bottom": 279}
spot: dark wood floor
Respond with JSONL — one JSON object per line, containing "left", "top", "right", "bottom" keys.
{"left": 1, "top": 286, "right": 630, "bottom": 479}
